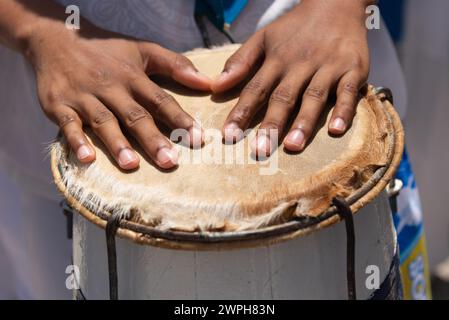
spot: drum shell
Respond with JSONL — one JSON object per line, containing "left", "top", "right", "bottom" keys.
{"left": 72, "top": 191, "right": 397, "bottom": 300}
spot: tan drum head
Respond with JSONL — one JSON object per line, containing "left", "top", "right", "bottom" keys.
{"left": 51, "top": 45, "right": 404, "bottom": 250}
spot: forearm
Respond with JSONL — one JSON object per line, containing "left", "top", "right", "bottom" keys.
{"left": 0, "top": 0, "right": 66, "bottom": 53}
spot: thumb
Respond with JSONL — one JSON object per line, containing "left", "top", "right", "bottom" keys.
{"left": 140, "top": 43, "right": 212, "bottom": 91}
{"left": 211, "top": 32, "right": 264, "bottom": 93}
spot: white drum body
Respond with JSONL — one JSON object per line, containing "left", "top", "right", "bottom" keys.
{"left": 72, "top": 191, "right": 397, "bottom": 300}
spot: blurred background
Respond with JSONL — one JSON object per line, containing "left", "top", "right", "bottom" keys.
{"left": 379, "top": 0, "right": 449, "bottom": 298}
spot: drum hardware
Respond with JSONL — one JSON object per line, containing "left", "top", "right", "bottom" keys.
{"left": 374, "top": 88, "right": 402, "bottom": 211}
{"left": 194, "top": 14, "right": 212, "bottom": 48}
{"left": 100, "top": 197, "right": 357, "bottom": 301}
{"left": 60, "top": 200, "right": 73, "bottom": 240}
{"left": 56, "top": 159, "right": 391, "bottom": 244}
{"left": 386, "top": 179, "right": 403, "bottom": 198}
{"left": 375, "top": 87, "right": 394, "bottom": 104}
{"left": 386, "top": 179, "right": 403, "bottom": 214}
{"left": 60, "top": 199, "right": 122, "bottom": 300}
{"left": 194, "top": 13, "right": 236, "bottom": 49}
{"left": 373, "top": 87, "right": 401, "bottom": 211}
{"left": 105, "top": 211, "right": 122, "bottom": 300}
{"left": 332, "top": 198, "right": 356, "bottom": 300}
{"left": 75, "top": 288, "right": 87, "bottom": 301}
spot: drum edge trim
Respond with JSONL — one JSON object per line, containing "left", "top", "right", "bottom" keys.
{"left": 51, "top": 90, "right": 404, "bottom": 251}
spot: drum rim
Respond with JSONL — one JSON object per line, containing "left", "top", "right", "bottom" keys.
{"left": 51, "top": 88, "right": 404, "bottom": 251}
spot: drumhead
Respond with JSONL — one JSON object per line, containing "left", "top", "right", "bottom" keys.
{"left": 51, "top": 45, "right": 404, "bottom": 249}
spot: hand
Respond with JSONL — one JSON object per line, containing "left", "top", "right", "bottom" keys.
{"left": 213, "top": 0, "right": 371, "bottom": 156}
{"left": 26, "top": 19, "right": 211, "bottom": 170}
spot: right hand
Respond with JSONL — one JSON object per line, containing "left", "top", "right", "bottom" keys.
{"left": 25, "top": 19, "right": 211, "bottom": 170}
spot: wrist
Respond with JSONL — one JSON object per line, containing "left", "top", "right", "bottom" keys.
{"left": 20, "top": 19, "right": 67, "bottom": 61}
{"left": 298, "top": 0, "right": 374, "bottom": 31}
{"left": 300, "top": 0, "right": 376, "bottom": 15}
{"left": 0, "top": 0, "right": 68, "bottom": 55}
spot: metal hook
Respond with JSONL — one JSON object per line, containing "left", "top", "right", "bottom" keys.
{"left": 375, "top": 87, "right": 394, "bottom": 104}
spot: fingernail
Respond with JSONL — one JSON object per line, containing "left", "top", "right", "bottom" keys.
{"left": 77, "top": 145, "right": 92, "bottom": 160}
{"left": 251, "top": 134, "right": 272, "bottom": 157}
{"left": 285, "top": 129, "right": 306, "bottom": 150}
{"left": 156, "top": 147, "right": 178, "bottom": 167}
{"left": 330, "top": 117, "right": 346, "bottom": 132}
{"left": 224, "top": 122, "right": 244, "bottom": 143}
{"left": 118, "top": 148, "right": 138, "bottom": 167}
{"left": 189, "top": 125, "right": 204, "bottom": 149}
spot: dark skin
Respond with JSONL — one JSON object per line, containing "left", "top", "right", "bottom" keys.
{"left": 214, "top": 0, "right": 374, "bottom": 156}
{"left": 0, "top": 0, "right": 375, "bottom": 169}
{"left": 0, "top": 0, "right": 210, "bottom": 170}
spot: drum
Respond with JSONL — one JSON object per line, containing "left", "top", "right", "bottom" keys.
{"left": 51, "top": 45, "right": 405, "bottom": 300}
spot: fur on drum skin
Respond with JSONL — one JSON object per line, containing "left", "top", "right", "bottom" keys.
{"left": 50, "top": 88, "right": 395, "bottom": 233}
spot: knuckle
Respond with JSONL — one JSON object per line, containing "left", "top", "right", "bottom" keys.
{"left": 151, "top": 91, "right": 175, "bottom": 114}
{"left": 348, "top": 57, "right": 369, "bottom": 77}
{"left": 45, "top": 87, "right": 65, "bottom": 105}
{"left": 90, "top": 107, "right": 115, "bottom": 128}
{"left": 121, "top": 64, "right": 141, "bottom": 82}
{"left": 294, "top": 48, "right": 314, "bottom": 64}
{"left": 58, "top": 114, "right": 77, "bottom": 128}
{"left": 119, "top": 61, "right": 139, "bottom": 74}
{"left": 125, "top": 106, "right": 151, "bottom": 128}
{"left": 270, "top": 85, "right": 296, "bottom": 106}
{"left": 65, "top": 131, "right": 82, "bottom": 144}
{"left": 230, "top": 104, "right": 253, "bottom": 123}
{"left": 349, "top": 55, "right": 364, "bottom": 69}
{"left": 88, "top": 67, "right": 112, "bottom": 86}
{"left": 305, "top": 86, "right": 327, "bottom": 102}
{"left": 341, "top": 81, "right": 359, "bottom": 96}
{"left": 141, "top": 133, "right": 165, "bottom": 147}
{"left": 243, "top": 77, "right": 268, "bottom": 97}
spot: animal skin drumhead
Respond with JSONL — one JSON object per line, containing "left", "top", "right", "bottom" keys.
{"left": 52, "top": 45, "right": 400, "bottom": 235}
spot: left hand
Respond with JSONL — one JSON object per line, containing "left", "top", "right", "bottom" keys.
{"left": 212, "top": 0, "right": 371, "bottom": 156}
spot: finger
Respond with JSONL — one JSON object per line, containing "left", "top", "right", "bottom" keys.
{"left": 212, "top": 32, "right": 265, "bottom": 93}
{"left": 130, "top": 76, "right": 204, "bottom": 148}
{"left": 284, "top": 69, "right": 338, "bottom": 152}
{"left": 222, "top": 62, "right": 281, "bottom": 143}
{"left": 96, "top": 90, "right": 179, "bottom": 169}
{"left": 251, "top": 69, "right": 312, "bottom": 157}
{"left": 53, "top": 106, "right": 96, "bottom": 163}
{"left": 328, "top": 71, "right": 366, "bottom": 135}
{"left": 140, "top": 43, "right": 211, "bottom": 91}
{"left": 77, "top": 96, "right": 140, "bottom": 170}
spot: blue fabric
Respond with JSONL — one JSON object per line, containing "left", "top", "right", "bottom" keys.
{"left": 392, "top": 148, "right": 424, "bottom": 263}
{"left": 195, "top": 0, "right": 248, "bottom": 30}
{"left": 378, "top": 0, "right": 407, "bottom": 43}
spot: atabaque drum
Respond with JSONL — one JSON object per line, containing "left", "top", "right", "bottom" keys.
{"left": 51, "top": 45, "right": 405, "bottom": 300}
